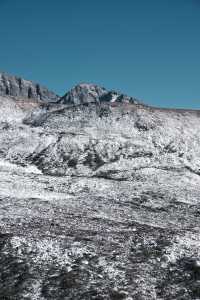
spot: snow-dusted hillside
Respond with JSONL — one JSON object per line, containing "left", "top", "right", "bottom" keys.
{"left": 1, "top": 74, "right": 200, "bottom": 299}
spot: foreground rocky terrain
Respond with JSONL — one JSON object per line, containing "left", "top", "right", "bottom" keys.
{"left": 1, "top": 72, "right": 200, "bottom": 299}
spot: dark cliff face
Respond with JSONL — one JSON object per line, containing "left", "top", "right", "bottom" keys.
{"left": 0, "top": 72, "right": 59, "bottom": 102}
{"left": 1, "top": 73, "right": 200, "bottom": 299}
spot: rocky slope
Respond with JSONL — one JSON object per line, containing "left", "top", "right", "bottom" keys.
{"left": 1, "top": 73, "right": 200, "bottom": 299}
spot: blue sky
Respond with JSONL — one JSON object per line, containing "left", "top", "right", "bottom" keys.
{"left": 0, "top": 0, "right": 200, "bottom": 108}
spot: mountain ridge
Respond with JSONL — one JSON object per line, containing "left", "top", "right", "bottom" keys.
{"left": 1, "top": 71, "right": 199, "bottom": 112}
{"left": 1, "top": 71, "right": 200, "bottom": 299}
{"left": 0, "top": 71, "right": 142, "bottom": 107}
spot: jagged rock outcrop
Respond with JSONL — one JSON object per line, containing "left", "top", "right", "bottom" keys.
{"left": 1, "top": 74, "right": 200, "bottom": 299}
{"left": 0, "top": 72, "right": 59, "bottom": 102}
{"left": 59, "top": 83, "right": 140, "bottom": 105}
{"left": 59, "top": 83, "right": 107, "bottom": 105}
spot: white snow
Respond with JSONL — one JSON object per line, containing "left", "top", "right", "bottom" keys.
{"left": 110, "top": 94, "right": 119, "bottom": 102}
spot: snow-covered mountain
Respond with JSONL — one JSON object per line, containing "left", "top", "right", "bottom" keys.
{"left": 1, "top": 72, "right": 200, "bottom": 300}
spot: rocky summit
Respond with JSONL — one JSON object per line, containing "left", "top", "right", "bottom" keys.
{"left": 59, "top": 82, "right": 139, "bottom": 105}
{"left": 1, "top": 72, "right": 200, "bottom": 300}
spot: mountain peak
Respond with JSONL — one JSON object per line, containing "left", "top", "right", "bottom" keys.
{"left": 58, "top": 83, "right": 107, "bottom": 105}
{"left": 59, "top": 82, "right": 140, "bottom": 106}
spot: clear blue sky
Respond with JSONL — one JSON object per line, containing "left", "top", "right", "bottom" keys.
{"left": 0, "top": 0, "right": 200, "bottom": 108}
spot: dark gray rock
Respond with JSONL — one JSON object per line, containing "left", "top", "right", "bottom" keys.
{"left": 0, "top": 72, "right": 59, "bottom": 102}
{"left": 59, "top": 83, "right": 107, "bottom": 105}
{"left": 59, "top": 83, "right": 140, "bottom": 105}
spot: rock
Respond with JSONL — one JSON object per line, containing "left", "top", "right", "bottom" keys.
{"left": 59, "top": 83, "right": 108, "bottom": 105}
{"left": 59, "top": 83, "right": 140, "bottom": 105}
{"left": 0, "top": 72, "right": 59, "bottom": 102}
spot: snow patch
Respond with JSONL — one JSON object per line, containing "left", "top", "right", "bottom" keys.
{"left": 111, "top": 94, "right": 119, "bottom": 102}
{"left": 0, "top": 159, "right": 42, "bottom": 174}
